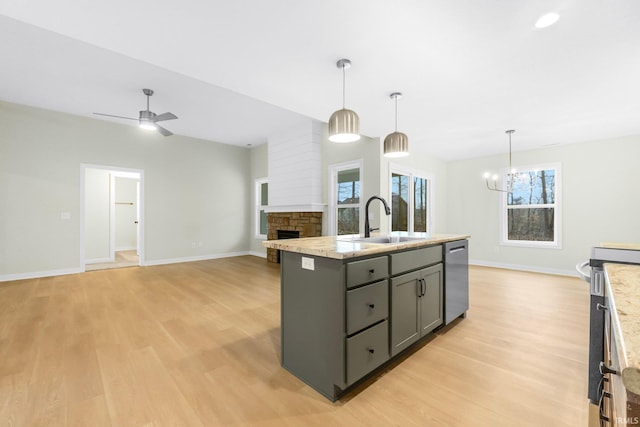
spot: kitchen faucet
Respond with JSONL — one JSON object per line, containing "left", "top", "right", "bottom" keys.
{"left": 364, "top": 196, "right": 391, "bottom": 238}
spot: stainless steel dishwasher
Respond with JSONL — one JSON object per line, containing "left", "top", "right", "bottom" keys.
{"left": 443, "top": 240, "right": 469, "bottom": 325}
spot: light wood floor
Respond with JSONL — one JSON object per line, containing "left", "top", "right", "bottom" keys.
{"left": 86, "top": 250, "right": 140, "bottom": 271}
{"left": 0, "top": 257, "right": 590, "bottom": 426}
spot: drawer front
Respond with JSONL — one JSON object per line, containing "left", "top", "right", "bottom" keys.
{"left": 346, "top": 280, "right": 389, "bottom": 335}
{"left": 390, "top": 245, "right": 442, "bottom": 275}
{"left": 346, "top": 256, "right": 388, "bottom": 289}
{"left": 346, "top": 320, "right": 389, "bottom": 385}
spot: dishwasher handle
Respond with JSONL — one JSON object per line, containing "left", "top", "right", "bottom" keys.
{"left": 448, "top": 247, "right": 466, "bottom": 254}
{"left": 576, "top": 261, "right": 591, "bottom": 283}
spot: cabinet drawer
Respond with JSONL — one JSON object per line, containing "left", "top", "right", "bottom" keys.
{"left": 346, "top": 280, "right": 389, "bottom": 335}
{"left": 346, "top": 256, "right": 388, "bottom": 289}
{"left": 390, "top": 245, "right": 442, "bottom": 275}
{"left": 346, "top": 320, "right": 389, "bottom": 385}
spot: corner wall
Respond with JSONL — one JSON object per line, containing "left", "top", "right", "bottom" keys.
{"left": 446, "top": 135, "right": 640, "bottom": 274}
{"left": 0, "top": 100, "right": 251, "bottom": 280}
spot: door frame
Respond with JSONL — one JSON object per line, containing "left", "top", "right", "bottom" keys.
{"left": 80, "top": 163, "right": 145, "bottom": 270}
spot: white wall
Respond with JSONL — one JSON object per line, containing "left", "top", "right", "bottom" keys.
{"left": 114, "top": 176, "right": 138, "bottom": 251}
{"left": 380, "top": 146, "right": 449, "bottom": 234}
{"left": 0, "top": 100, "right": 251, "bottom": 279}
{"left": 322, "top": 128, "right": 381, "bottom": 234}
{"left": 447, "top": 135, "right": 640, "bottom": 275}
{"left": 84, "top": 168, "right": 111, "bottom": 261}
{"left": 249, "top": 143, "right": 268, "bottom": 257}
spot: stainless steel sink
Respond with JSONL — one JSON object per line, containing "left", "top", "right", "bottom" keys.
{"left": 352, "top": 235, "right": 428, "bottom": 244}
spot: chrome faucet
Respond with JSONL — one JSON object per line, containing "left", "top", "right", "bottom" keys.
{"left": 364, "top": 196, "right": 391, "bottom": 238}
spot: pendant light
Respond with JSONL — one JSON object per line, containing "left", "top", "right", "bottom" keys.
{"left": 383, "top": 92, "right": 409, "bottom": 158}
{"left": 328, "top": 59, "right": 360, "bottom": 143}
{"left": 484, "top": 129, "right": 516, "bottom": 192}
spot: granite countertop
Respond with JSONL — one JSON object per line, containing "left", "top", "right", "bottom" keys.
{"left": 602, "top": 242, "right": 640, "bottom": 251}
{"left": 262, "top": 233, "right": 470, "bottom": 260}
{"left": 605, "top": 263, "right": 640, "bottom": 395}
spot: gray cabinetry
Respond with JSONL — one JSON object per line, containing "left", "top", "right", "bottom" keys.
{"left": 390, "top": 263, "right": 443, "bottom": 356}
{"left": 280, "top": 241, "right": 455, "bottom": 401}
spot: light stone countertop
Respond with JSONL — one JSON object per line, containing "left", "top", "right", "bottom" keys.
{"left": 605, "top": 263, "right": 640, "bottom": 395}
{"left": 262, "top": 233, "right": 470, "bottom": 259}
{"left": 602, "top": 242, "right": 640, "bottom": 251}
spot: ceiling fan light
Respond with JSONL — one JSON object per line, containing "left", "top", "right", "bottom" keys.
{"left": 139, "top": 121, "right": 157, "bottom": 131}
{"left": 383, "top": 131, "right": 409, "bottom": 158}
{"left": 328, "top": 108, "right": 360, "bottom": 143}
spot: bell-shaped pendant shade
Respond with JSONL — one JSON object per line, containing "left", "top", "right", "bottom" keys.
{"left": 383, "top": 131, "right": 409, "bottom": 157}
{"left": 383, "top": 92, "right": 409, "bottom": 157}
{"left": 328, "top": 108, "right": 360, "bottom": 143}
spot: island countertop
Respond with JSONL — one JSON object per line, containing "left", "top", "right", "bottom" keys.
{"left": 605, "top": 263, "right": 640, "bottom": 395}
{"left": 262, "top": 233, "right": 470, "bottom": 259}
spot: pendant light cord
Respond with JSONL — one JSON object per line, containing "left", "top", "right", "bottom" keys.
{"left": 394, "top": 95, "right": 398, "bottom": 131}
{"left": 342, "top": 64, "right": 346, "bottom": 109}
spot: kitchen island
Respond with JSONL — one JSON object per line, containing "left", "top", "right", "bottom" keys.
{"left": 263, "top": 233, "right": 470, "bottom": 401}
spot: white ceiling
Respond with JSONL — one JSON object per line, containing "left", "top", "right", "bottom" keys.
{"left": 1, "top": 0, "right": 639, "bottom": 160}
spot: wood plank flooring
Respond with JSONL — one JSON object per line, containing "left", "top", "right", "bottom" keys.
{"left": 0, "top": 257, "right": 590, "bottom": 426}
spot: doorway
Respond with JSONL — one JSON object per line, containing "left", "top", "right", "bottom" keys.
{"left": 80, "top": 164, "right": 144, "bottom": 271}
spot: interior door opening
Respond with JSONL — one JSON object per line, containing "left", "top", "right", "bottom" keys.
{"left": 81, "top": 164, "right": 144, "bottom": 271}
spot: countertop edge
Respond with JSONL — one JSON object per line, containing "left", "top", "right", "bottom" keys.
{"left": 262, "top": 234, "right": 470, "bottom": 259}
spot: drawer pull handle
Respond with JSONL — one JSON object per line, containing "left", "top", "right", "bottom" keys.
{"left": 599, "top": 362, "right": 618, "bottom": 376}
{"left": 596, "top": 303, "right": 608, "bottom": 311}
{"left": 367, "top": 348, "right": 375, "bottom": 354}
{"left": 369, "top": 269, "right": 375, "bottom": 274}
{"left": 368, "top": 303, "right": 375, "bottom": 309}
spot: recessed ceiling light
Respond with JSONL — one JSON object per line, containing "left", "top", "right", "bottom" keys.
{"left": 535, "top": 12, "right": 560, "bottom": 29}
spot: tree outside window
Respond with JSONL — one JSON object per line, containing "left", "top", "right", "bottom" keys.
{"left": 501, "top": 163, "right": 561, "bottom": 247}
{"left": 391, "top": 169, "right": 431, "bottom": 233}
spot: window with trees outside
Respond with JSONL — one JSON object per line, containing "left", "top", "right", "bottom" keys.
{"left": 255, "top": 178, "right": 268, "bottom": 239}
{"left": 329, "top": 161, "right": 362, "bottom": 235}
{"left": 390, "top": 168, "right": 431, "bottom": 233}
{"left": 501, "top": 163, "right": 561, "bottom": 248}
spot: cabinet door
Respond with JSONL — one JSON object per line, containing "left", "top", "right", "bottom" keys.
{"left": 390, "top": 270, "right": 421, "bottom": 357}
{"left": 420, "top": 263, "right": 443, "bottom": 335}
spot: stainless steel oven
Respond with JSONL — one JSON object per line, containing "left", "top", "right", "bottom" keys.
{"left": 577, "top": 246, "right": 640, "bottom": 424}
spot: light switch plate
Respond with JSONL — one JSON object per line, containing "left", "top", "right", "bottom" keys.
{"left": 301, "top": 257, "right": 314, "bottom": 271}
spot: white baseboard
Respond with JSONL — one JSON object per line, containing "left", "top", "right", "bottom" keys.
{"left": 0, "top": 267, "right": 84, "bottom": 282}
{"left": 249, "top": 251, "right": 267, "bottom": 258}
{"left": 142, "top": 251, "right": 252, "bottom": 266}
{"left": 85, "top": 257, "right": 114, "bottom": 264}
{"left": 115, "top": 246, "right": 137, "bottom": 252}
{"left": 469, "top": 259, "right": 577, "bottom": 277}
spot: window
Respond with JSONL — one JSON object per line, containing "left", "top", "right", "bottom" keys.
{"left": 390, "top": 168, "right": 432, "bottom": 233}
{"left": 255, "top": 178, "right": 268, "bottom": 239}
{"left": 500, "top": 163, "right": 561, "bottom": 248}
{"left": 329, "top": 161, "right": 362, "bottom": 235}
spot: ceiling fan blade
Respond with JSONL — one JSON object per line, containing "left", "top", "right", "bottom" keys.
{"left": 156, "top": 125, "right": 173, "bottom": 136}
{"left": 93, "top": 112, "right": 138, "bottom": 121}
{"left": 153, "top": 112, "right": 178, "bottom": 122}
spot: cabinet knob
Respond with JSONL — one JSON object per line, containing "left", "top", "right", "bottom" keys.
{"left": 368, "top": 269, "right": 375, "bottom": 274}
{"left": 368, "top": 303, "right": 375, "bottom": 309}
{"left": 367, "top": 348, "right": 375, "bottom": 354}
{"left": 596, "top": 303, "right": 608, "bottom": 311}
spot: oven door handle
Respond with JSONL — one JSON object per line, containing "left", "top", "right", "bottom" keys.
{"left": 576, "top": 261, "right": 591, "bottom": 283}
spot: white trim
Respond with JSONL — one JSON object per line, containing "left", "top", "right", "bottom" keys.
{"left": 388, "top": 163, "right": 434, "bottom": 234}
{"left": 469, "top": 259, "right": 576, "bottom": 277}
{"left": 249, "top": 251, "right": 267, "bottom": 258}
{"left": 85, "top": 257, "right": 114, "bottom": 264}
{"left": 143, "top": 251, "right": 251, "bottom": 266}
{"left": 263, "top": 204, "right": 326, "bottom": 213}
{"left": 328, "top": 159, "right": 364, "bottom": 236}
{"left": 80, "top": 163, "right": 145, "bottom": 270}
{"left": 499, "top": 162, "right": 562, "bottom": 249}
{"left": 255, "top": 178, "right": 268, "bottom": 239}
{"left": 0, "top": 267, "right": 84, "bottom": 282}
{"left": 114, "top": 246, "right": 137, "bottom": 251}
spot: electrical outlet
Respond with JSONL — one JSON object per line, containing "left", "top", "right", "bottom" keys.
{"left": 60, "top": 212, "right": 71, "bottom": 220}
{"left": 301, "top": 257, "right": 315, "bottom": 271}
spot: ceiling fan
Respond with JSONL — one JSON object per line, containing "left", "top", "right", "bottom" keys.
{"left": 94, "top": 88, "right": 178, "bottom": 136}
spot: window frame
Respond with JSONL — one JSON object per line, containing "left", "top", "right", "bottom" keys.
{"left": 388, "top": 165, "right": 434, "bottom": 234}
{"left": 328, "top": 160, "right": 364, "bottom": 236}
{"left": 255, "top": 178, "right": 268, "bottom": 240}
{"left": 499, "top": 162, "right": 562, "bottom": 249}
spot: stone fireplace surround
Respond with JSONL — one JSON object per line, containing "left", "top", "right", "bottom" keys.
{"left": 266, "top": 212, "right": 322, "bottom": 263}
